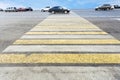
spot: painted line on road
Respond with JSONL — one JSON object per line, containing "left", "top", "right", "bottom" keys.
{"left": 13, "top": 39, "right": 120, "bottom": 45}
{"left": 35, "top": 24, "right": 98, "bottom": 29}
{"left": 34, "top": 24, "right": 99, "bottom": 29}
{"left": 30, "top": 28, "right": 103, "bottom": 32}
{"left": 21, "top": 35, "right": 114, "bottom": 39}
{"left": 26, "top": 31, "right": 108, "bottom": 35}
{"left": 0, "top": 54, "right": 120, "bottom": 63}
{"left": 34, "top": 26, "right": 98, "bottom": 29}
{"left": 3, "top": 45, "right": 120, "bottom": 53}
{"left": 115, "top": 18, "right": 120, "bottom": 21}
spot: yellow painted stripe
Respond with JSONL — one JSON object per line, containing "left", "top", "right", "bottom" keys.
{"left": 26, "top": 32, "right": 108, "bottom": 35}
{"left": 14, "top": 39, "right": 120, "bottom": 45}
{"left": 0, "top": 54, "right": 120, "bottom": 63}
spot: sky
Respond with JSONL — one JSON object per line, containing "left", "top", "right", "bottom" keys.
{"left": 0, "top": 0, "right": 120, "bottom": 9}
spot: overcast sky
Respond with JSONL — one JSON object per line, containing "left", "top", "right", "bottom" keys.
{"left": 0, "top": 0, "right": 120, "bottom": 9}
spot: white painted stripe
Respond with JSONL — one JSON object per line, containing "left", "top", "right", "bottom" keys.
{"left": 34, "top": 24, "right": 98, "bottom": 29}
{"left": 21, "top": 35, "right": 114, "bottom": 39}
{"left": 39, "top": 23, "right": 95, "bottom": 27}
{"left": 30, "top": 28, "right": 102, "bottom": 32}
{"left": 116, "top": 18, "right": 120, "bottom": 21}
{"left": 3, "top": 45, "right": 120, "bottom": 53}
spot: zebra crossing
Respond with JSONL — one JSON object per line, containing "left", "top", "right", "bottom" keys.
{"left": 1, "top": 12, "right": 120, "bottom": 64}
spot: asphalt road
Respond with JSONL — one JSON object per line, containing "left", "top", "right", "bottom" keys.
{"left": 74, "top": 9, "right": 120, "bottom": 40}
{"left": 0, "top": 11, "right": 49, "bottom": 52}
{"left": 0, "top": 9, "right": 120, "bottom": 80}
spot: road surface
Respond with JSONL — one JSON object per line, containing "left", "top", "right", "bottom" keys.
{"left": 0, "top": 9, "right": 120, "bottom": 80}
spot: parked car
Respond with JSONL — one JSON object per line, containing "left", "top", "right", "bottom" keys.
{"left": 5, "top": 7, "right": 18, "bottom": 12}
{"left": 17, "top": 8, "right": 26, "bottom": 12}
{"left": 0, "top": 8, "right": 3, "bottom": 11}
{"left": 114, "top": 5, "right": 120, "bottom": 9}
{"left": 49, "top": 6, "right": 70, "bottom": 14}
{"left": 25, "top": 7, "right": 33, "bottom": 11}
{"left": 95, "top": 4, "right": 114, "bottom": 11}
{"left": 41, "top": 6, "right": 51, "bottom": 12}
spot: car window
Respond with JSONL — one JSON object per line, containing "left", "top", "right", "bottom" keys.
{"left": 52, "top": 7, "right": 58, "bottom": 9}
{"left": 63, "top": 7, "right": 67, "bottom": 9}
{"left": 46, "top": 6, "right": 50, "bottom": 8}
{"left": 103, "top": 4, "right": 111, "bottom": 6}
{"left": 59, "top": 7, "right": 63, "bottom": 9}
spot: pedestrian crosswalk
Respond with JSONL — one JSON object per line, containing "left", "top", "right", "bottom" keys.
{"left": 2, "top": 12, "right": 120, "bottom": 64}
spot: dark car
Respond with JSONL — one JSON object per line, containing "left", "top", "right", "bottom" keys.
{"left": 25, "top": 7, "right": 33, "bottom": 11}
{"left": 114, "top": 5, "right": 120, "bottom": 9}
{"left": 95, "top": 4, "right": 113, "bottom": 11}
{"left": 5, "top": 7, "right": 18, "bottom": 12}
{"left": 17, "top": 8, "right": 26, "bottom": 12}
{"left": 49, "top": 6, "right": 70, "bottom": 14}
{"left": 0, "top": 8, "right": 3, "bottom": 11}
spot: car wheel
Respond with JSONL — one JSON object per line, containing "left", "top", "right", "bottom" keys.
{"left": 51, "top": 11, "right": 55, "bottom": 14}
{"left": 64, "top": 11, "right": 68, "bottom": 14}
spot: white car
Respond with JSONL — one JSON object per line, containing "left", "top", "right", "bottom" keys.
{"left": 41, "top": 6, "right": 51, "bottom": 12}
{"left": 5, "top": 7, "right": 18, "bottom": 12}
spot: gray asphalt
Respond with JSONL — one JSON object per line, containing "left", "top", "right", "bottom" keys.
{"left": 0, "top": 11, "right": 49, "bottom": 52}
{"left": 73, "top": 9, "right": 120, "bottom": 40}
